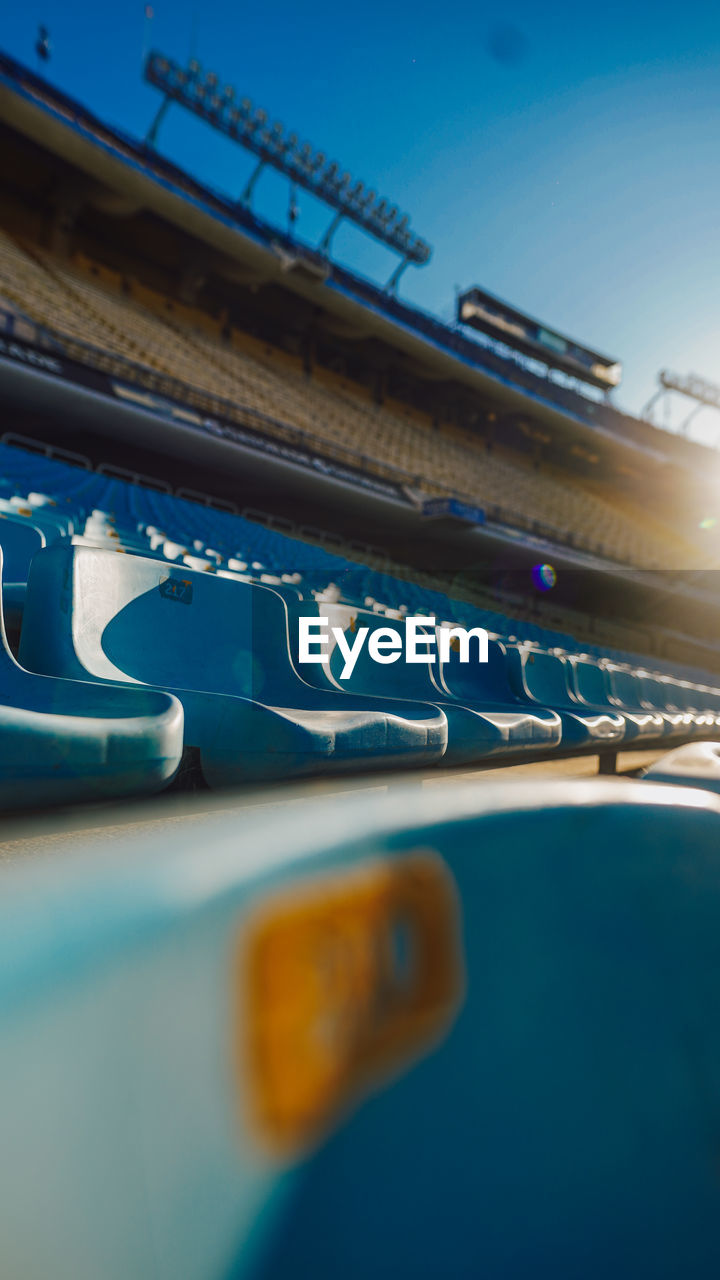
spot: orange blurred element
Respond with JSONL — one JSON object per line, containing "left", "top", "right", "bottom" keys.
{"left": 239, "top": 852, "right": 464, "bottom": 1153}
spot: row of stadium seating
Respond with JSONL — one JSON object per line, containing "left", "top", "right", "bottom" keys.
{"left": 0, "top": 441, "right": 710, "bottom": 668}
{"left": 0, "top": 227, "right": 698, "bottom": 569}
{"left": 0, "top": 442, "right": 717, "bottom": 807}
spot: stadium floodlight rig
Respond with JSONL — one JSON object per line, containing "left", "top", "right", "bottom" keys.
{"left": 642, "top": 370, "right": 720, "bottom": 437}
{"left": 143, "top": 51, "right": 432, "bottom": 291}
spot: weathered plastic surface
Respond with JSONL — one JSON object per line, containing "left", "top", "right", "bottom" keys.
{"left": 638, "top": 674, "right": 703, "bottom": 739}
{"left": 506, "top": 646, "right": 626, "bottom": 748}
{"left": 435, "top": 630, "right": 562, "bottom": 756}
{"left": 20, "top": 547, "right": 447, "bottom": 785}
{"left": 295, "top": 603, "right": 561, "bottom": 762}
{"left": 568, "top": 657, "right": 665, "bottom": 743}
{"left": 0, "top": 550, "right": 183, "bottom": 805}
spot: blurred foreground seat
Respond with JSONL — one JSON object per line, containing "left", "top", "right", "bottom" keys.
{"left": 3, "top": 778, "right": 720, "bottom": 1276}
{"left": 643, "top": 741, "right": 720, "bottom": 794}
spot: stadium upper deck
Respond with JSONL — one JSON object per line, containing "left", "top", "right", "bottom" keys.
{"left": 0, "top": 53, "right": 664, "bottom": 431}
{"left": 0, "top": 46, "right": 718, "bottom": 580}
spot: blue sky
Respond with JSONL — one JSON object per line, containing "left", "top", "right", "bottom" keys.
{"left": 3, "top": 1, "right": 720, "bottom": 442}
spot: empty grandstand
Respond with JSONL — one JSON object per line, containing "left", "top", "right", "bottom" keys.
{"left": 0, "top": 41, "right": 719, "bottom": 777}
{"left": 1, "top": 47, "right": 719, "bottom": 589}
{"left": 0, "top": 227, "right": 693, "bottom": 569}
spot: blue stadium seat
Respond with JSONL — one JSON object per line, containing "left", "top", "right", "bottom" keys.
{"left": 0, "top": 512, "right": 45, "bottom": 581}
{"left": 643, "top": 741, "right": 720, "bottom": 793}
{"left": 0, "top": 498, "right": 74, "bottom": 542}
{"left": 2, "top": 581, "right": 25, "bottom": 652}
{"left": 19, "top": 546, "right": 447, "bottom": 785}
{"left": 567, "top": 655, "right": 665, "bottom": 743}
{"left": 506, "top": 645, "right": 626, "bottom": 749}
{"left": 691, "top": 683, "right": 720, "bottom": 717}
{"left": 602, "top": 663, "right": 674, "bottom": 738}
{"left": 4, "top": 778, "right": 720, "bottom": 1276}
{"left": 1, "top": 441, "right": 719, "bottom": 748}
{"left": 432, "top": 626, "right": 563, "bottom": 758}
{"left": 0, "top": 548, "right": 183, "bottom": 805}
{"left": 654, "top": 677, "right": 718, "bottom": 734}
{"left": 289, "top": 603, "right": 561, "bottom": 762}
{"left": 637, "top": 674, "right": 706, "bottom": 740}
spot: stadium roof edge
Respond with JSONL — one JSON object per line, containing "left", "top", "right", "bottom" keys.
{"left": 0, "top": 49, "right": 714, "bottom": 480}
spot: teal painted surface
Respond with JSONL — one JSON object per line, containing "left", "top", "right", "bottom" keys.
{"left": 20, "top": 546, "right": 447, "bottom": 784}
{"left": 0, "top": 548, "right": 183, "bottom": 805}
{"left": 3, "top": 780, "right": 720, "bottom": 1276}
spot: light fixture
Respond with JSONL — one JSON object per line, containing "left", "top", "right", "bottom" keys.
{"left": 144, "top": 50, "right": 433, "bottom": 272}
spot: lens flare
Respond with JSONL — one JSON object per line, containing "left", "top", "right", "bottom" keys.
{"left": 532, "top": 563, "right": 556, "bottom": 591}
{"left": 699, "top": 517, "right": 717, "bottom": 531}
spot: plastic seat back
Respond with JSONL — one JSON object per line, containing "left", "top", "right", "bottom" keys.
{"left": 569, "top": 658, "right": 610, "bottom": 708}
{"left": 323, "top": 611, "right": 440, "bottom": 701}
{"left": 604, "top": 665, "right": 643, "bottom": 710}
{"left": 508, "top": 647, "right": 574, "bottom": 708}
{"left": 20, "top": 545, "right": 307, "bottom": 704}
{"left": 640, "top": 675, "right": 676, "bottom": 712}
{"left": 668, "top": 681, "right": 706, "bottom": 714}
{"left": 437, "top": 634, "right": 516, "bottom": 705}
